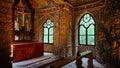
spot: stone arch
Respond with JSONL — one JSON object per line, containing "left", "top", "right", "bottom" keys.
{"left": 73, "top": 11, "right": 97, "bottom": 55}
{"left": 75, "top": 11, "right": 96, "bottom": 44}
{"left": 76, "top": 11, "right": 96, "bottom": 27}
{"left": 37, "top": 12, "right": 60, "bottom": 52}
{"left": 38, "top": 15, "right": 56, "bottom": 42}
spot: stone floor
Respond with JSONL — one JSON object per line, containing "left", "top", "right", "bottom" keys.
{"left": 13, "top": 53, "right": 104, "bottom": 68}
{"left": 42, "top": 57, "right": 104, "bottom": 68}
{"left": 62, "top": 58, "right": 104, "bottom": 68}
{"left": 12, "top": 53, "right": 60, "bottom": 68}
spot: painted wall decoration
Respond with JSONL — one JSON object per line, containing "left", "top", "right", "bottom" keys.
{"left": 13, "top": 0, "right": 34, "bottom": 41}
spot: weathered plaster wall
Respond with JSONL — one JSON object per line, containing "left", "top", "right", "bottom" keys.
{"left": 35, "top": 6, "right": 60, "bottom": 52}
{"left": 34, "top": 4, "right": 73, "bottom": 57}
{"left": 34, "top": 0, "right": 120, "bottom": 66}
{"left": 95, "top": 0, "right": 120, "bottom": 65}
{"left": 0, "top": 0, "right": 13, "bottom": 67}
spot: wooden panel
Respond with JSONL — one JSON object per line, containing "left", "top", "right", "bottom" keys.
{"left": 11, "top": 42, "right": 44, "bottom": 62}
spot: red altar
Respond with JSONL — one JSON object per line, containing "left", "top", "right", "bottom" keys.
{"left": 11, "top": 42, "right": 44, "bottom": 62}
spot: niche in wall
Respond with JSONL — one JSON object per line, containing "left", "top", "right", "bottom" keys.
{"left": 13, "top": 0, "right": 34, "bottom": 42}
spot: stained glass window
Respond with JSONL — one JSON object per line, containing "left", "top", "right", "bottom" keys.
{"left": 79, "top": 14, "right": 95, "bottom": 45}
{"left": 44, "top": 19, "right": 54, "bottom": 44}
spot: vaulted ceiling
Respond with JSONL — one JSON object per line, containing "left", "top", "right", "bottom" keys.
{"left": 29, "top": 0, "right": 64, "bottom": 8}
{"left": 29, "top": 0, "right": 101, "bottom": 8}
{"left": 64, "top": 0, "right": 99, "bottom": 6}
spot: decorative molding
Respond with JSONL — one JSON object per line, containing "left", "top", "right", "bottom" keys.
{"left": 65, "top": 0, "right": 98, "bottom": 6}
{"left": 74, "top": 0, "right": 106, "bottom": 11}
{"left": 35, "top": 6, "right": 59, "bottom": 15}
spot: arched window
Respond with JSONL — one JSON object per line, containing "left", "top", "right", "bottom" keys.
{"left": 79, "top": 14, "right": 95, "bottom": 45}
{"left": 44, "top": 19, "right": 54, "bottom": 44}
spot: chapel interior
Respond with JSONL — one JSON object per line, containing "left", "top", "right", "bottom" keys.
{"left": 0, "top": 0, "right": 120, "bottom": 68}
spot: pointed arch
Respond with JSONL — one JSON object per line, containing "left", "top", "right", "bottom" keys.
{"left": 44, "top": 19, "right": 54, "bottom": 44}
{"left": 79, "top": 13, "right": 95, "bottom": 45}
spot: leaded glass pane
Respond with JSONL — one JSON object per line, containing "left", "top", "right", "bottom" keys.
{"left": 47, "top": 19, "right": 51, "bottom": 24}
{"left": 80, "top": 26, "right": 86, "bottom": 35}
{"left": 90, "top": 17, "right": 95, "bottom": 24}
{"left": 79, "top": 14, "right": 95, "bottom": 45}
{"left": 44, "top": 23, "right": 47, "bottom": 27}
{"left": 49, "top": 28, "right": 53, "bottom": 34}
{"left": 44, "top": 28, "right": 48, "bottom": 34}
{"left": 49, "top": 36, "right": 53, "bottom": 43}
{"left": 44, "top": 36, "right": 48, "bottom": 43}
{"left": 50, "top": 22, "right": 54, "bottom": 26}
{"left": 80, "top": 36, "right": 86, "bottom": 44}
{"left": 88, "top": 36, "right": 94, "bottom": 45}
{"left": 47, "top": 25, "right": 51, "bottom": 28}
{"left": 44, "top": 19, "right": 54, "bottom": 44}
{"left": 80, "top": 19, "right": 84, "bottom": 25}
{"left": 88, "top": 25, "right": 94, "bottom": 35}
{"left": 83, "top": 14, "right": 91, "bottom": 22}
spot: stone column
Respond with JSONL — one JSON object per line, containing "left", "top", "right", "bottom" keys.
{"left": 59, "top": 9, "right": 68, "bottom": 57}
{"left": 0, "top": 0, "right": 13, "bottom": 68}
{"left": 59, "top": 6, "right": 73, "bottom": 57}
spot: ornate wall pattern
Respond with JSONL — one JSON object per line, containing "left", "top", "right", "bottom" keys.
{"left": 74, "top": 0, "right": 106, "bottom": 11}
